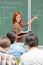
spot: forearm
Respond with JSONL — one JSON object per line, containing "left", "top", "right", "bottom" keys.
{"left": 20, "top": 22, "right": 28, "bottom": 27}
{"left": 28, "top": 16, "right": 38, "bottom": 25}
{"left": 20, "top": 16, "right": 38, "bottom": 27}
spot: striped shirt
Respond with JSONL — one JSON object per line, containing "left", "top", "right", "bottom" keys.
{"left": 0, "top": 51, "right": 16, "bottom": 65}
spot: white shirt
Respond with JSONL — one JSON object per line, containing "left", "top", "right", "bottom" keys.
{"left": 19, "top": 48, "right": 43, "bottom": 65}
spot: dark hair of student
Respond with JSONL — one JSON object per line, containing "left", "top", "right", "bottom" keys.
{"left": 25, "top": 31, "right": 39, "bottom": 48}
{"left": 7, "top": 32, "right": 16, "bottom": 44}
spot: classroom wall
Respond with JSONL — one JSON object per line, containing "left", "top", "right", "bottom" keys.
{"left": 0, "top": 0, "right": 28, "bottom": 36}
{"left": 0, "top": 0, "right": 43, "bottom": 45}
{"left": 31, "top": 0, "right": 43, "bottom": 45}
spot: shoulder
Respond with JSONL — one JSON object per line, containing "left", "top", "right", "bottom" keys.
{"left": 6, "top": 53, "right": 16, "bottom": 60}
{"left": 0, "top": 52, "right": 16, "bottom": 65}
{"left": 10, "top": 55, "right": 16, "bottom": 59}
{"left": 7, "top": 54, "right": 16, "bottom": 65}
{"left": 38, "top": 49, "right": 43, "bottom": 53}
{"left": 20, "top": 51, "right": 29, "bottom": 59}
{"left": 14, "top": 23, "right": 20, "bottom": 27}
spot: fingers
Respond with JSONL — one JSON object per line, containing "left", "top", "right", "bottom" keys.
{"left": 33, "top": 16, "right": 38, "bottom": 20}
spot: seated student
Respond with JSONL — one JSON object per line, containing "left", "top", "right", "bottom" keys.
{"left": 19, "top": 32, "right": 43, "bottom": 65}
{"left": 7, "top": 32, "right": 27, "bottom": 58}
{"left": 0, "top": 37, "right": 16, "bottom": 65}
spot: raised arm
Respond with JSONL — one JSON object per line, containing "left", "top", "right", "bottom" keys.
{"left": 20, "top": 16, "right": 38, "bottom": 27}
{"left": 28, "top": 16, "right": 38, "bottom": 25}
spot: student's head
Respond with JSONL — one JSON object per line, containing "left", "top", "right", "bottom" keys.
{"left": 25, "top": 31, "right": 38, "bottom": 48}
{"left": 0, "top": 37, "right": 11, "bottom": 50}
{"left": 13, "top": 11, "right": 22, "bottom": 24}
{"left": 7, "top": 32, "right": 16, "bottom": 44}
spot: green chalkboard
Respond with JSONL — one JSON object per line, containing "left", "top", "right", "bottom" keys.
{"left": 0, "top": 0, "right": 28, "bottom": 36}
{"left": 31, "top": 0, "right": 43, "bottom": 45}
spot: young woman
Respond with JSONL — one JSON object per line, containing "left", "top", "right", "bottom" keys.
{"left": 12, "top": 11, "right": 38, "bottom": 42}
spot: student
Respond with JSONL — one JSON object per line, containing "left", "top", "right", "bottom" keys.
{"left": 7, "top": 32, "right": 26, "bottom": 58}
{"left": 12, "top": 11, "right": 38, "bottom": 42}
{"left": 0, "top": 37, "right": 16, "bottom": 65}
{"left": 7, "top": 31, "right": 17, "bottom": 44}
{"left": 19, "top": 32, "right": 43, "bottom": 65}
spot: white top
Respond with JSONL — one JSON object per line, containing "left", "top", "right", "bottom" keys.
{"left": 19, "top": 48, "right": 43, "bottom": 65}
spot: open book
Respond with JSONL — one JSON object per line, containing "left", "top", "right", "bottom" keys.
{"left": 17, "top": 31, "right": 28, "bottom": 36}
